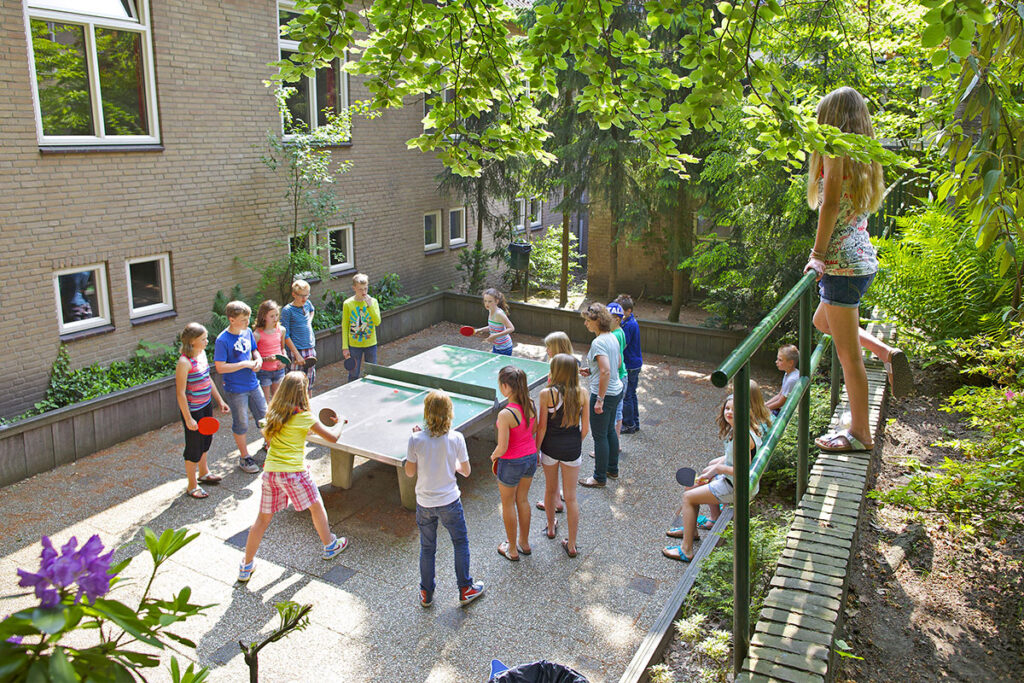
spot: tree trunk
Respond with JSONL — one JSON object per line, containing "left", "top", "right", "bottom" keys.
{"left": 476, "top": 182, "right": 485, "bottom": 244}
{"left": 559, "top": 210, "right": 570, "bottom": 307}
{"left": 607, "top": 218, "right": 618, "bottom": 301}
{"left": 668, "top": 183, "right": 695, "bottom": 322}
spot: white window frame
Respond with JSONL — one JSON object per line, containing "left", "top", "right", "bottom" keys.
{"left": 125, "top": 253, "right": 173, "bottom": 318}
{"left": 24, "top": 0, "right": 161, "bottom": 147}
{"left": 327, "top": 223, "right": 355, "bottom": 273}
{"left": 529, "top": 198, "right": 543, "bottom": 228}
{"left": 513, "top": 198, "right": 527, "bottom": 232}
{"left": 278, "top": 0, "right": 349, "bottom": 137}
{"left": 448, "top": 207, "right": 466, "bottom": 246}
{"left": 53, "top": 263, "right": 111, "bottom": 335}
{"left": 423, "top": 211, "right": 442, "bottom": 251}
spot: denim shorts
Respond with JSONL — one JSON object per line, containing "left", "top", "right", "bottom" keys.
{"left": 818, "top": 272, "right": 876, "bottom": 308}
{"left": 495, "top": 453, "right": 537, "bottom": 486}
{"left": 708, "top": 474, "right": 734, "bottom": 505}
{"left": 256, "top": 367, "right": 286, "bottom": 387}
{"left": 224, "top": 387, "right": 267, "bottom": 435}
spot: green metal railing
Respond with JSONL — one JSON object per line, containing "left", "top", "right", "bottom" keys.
{"left": 710, "top": 270, "right": 840, "bottom": 674}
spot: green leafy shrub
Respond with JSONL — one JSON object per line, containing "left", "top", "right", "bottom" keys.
{"left": 456, "top": 241, "right": 490, "bottom": 293}
{"left": 526, "top": 227, "right": 582, "bottom": 290}
{"left": 868, "top": 202, "right": 1012, "bottom": 362}
{"left": 371, "top": 272, "right": 411, "bottom": 311}
{"left": 683, "top": 510, "right": 791, "bottom": 625}
{"left": 873, "top": 324, "right": 1024, "bottom": 530}
{"left": 758, "top": 383, "right": 834, "bottom": 496}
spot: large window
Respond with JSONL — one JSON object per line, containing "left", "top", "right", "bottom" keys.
{"left": 278, "top": 1, "right": 348, "bottom": 135}
{"left": 448, "top": 208, "right": 466, "bottom": 246}
{"left": 528, "top": 198, "right": 542, "bottom": 228}
{"left": 53, "top": 264, "right": 110, "bottom": 334}
{"left": 327, "top": 224, "right": 354, "bottom": 273}
{"left": 25, "top": 0, "right": 160, "bottom": 146}
{"left": 126, "top": 253, "right": 172, "bottom": 318}
{"left": 424, "top": 211, "right": 441, "bottom": 251}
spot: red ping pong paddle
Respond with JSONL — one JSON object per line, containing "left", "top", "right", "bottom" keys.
{"left": 343, "top": 357, "right": 356, "bottom": 371}
{"left": 459, "top": 325, "right": 475, "bottom": 337}
{"left": 197, "top": 416, "right": 220, "bottom": 435}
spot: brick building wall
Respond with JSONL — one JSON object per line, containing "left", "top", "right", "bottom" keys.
{"left": 0, "top": 0, "right": 560, "bottom": 418}
{"left": 585, "top": 198, "right": 674, "bottom": 301}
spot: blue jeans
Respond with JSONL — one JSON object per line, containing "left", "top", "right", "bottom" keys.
{"left": 224, "top": 387, "right": 267, "bottom": 435}
{"left": 347, "top": 344, "right": 377, "bottom": 381}
{"left": 622, "top": 367, "right": 641, "bottom": 429}
{"left": 591, "top": 391, "right": 622, "bottom": 483}
{"left": 416, "top": 499, "right": 472, "bottom": 592}
{"left": 491, "top": 345, "right": 513, "bottom": 356}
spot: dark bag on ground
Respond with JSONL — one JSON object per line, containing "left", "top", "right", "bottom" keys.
{"left": 490, "top": 659, "right": 589, "bottom": 683}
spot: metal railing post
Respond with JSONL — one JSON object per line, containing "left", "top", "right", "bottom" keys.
{"left": 732, "top": 363, "right": 751, "bottom": 674}
{"left": 830, "top": 342, "right": 841, "bottom": 413}
{"left": 797, "top": 291, "right": 812, "bottom": 502}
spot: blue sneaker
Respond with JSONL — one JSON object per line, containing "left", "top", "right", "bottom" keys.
{"left": 322, "top": 536, "right": 348, "bottom": 560}
{"left": 237, "top": 561, "right": 255, "bottom": 583}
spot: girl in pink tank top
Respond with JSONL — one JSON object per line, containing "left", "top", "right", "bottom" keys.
{"left": 490, "top": 366, "right": 537, "bottom": 562}
{"left": 254, "top": 300, "right": 301, "bottom": 402}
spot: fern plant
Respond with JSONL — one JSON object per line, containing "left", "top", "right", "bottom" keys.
{"left": 868, "top": 202, "right": 1011, "bottom": 358}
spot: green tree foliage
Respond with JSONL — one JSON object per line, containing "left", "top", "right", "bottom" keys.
{"left": 925, "top": 0, "right": 1023, "bottom": 315}
{"left": 868, "top": 202, "right": 1012, "bottom": 358}
{"left": 258, "top": 85, "right": 362, "bottom": 303}
{"left": 527, "top": 227, "right": 582, "bottom": 290}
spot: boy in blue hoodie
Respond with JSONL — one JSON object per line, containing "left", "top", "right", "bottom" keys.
{"left": 615, "top": 294, "right": 643, "bottom": 433}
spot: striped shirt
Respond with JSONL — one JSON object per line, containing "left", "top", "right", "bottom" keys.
{"left": 183, "top": 354, "right": 212, "bottom": 411}
{"left": 489, "top": 317, "right": 513, "bottom": 350}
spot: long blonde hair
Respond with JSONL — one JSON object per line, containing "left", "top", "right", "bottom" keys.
{"left": 548, "top": 354, "right": 584, "bottom": 428}
{"left": 806, "top": 86, "right": 885, "bottom": 214}
{"left": 262, "top": 371, "right": 310, "bottom": 442}
{"left": 544, "top": 331, "right": 573, "bottom": 357}
{"left": 423, "top": 390, "right": 453, "bottom": 437}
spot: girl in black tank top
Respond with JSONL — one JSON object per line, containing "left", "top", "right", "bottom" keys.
{"left": 535, "top": 354, "right": 590, "bottom": 557}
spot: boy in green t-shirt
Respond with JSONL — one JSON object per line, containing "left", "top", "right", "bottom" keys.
{"left": 607, "top": 301, "right": 628, "bottom": 436}
{"left": 341, "top": 273, "right": 382, "bottom": 382}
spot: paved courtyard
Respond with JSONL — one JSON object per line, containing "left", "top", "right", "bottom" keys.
{"left": 0, "top": 322, "right": 758, "bottom": 682}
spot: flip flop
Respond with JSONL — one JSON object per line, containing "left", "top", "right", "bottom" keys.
{"left": 697, "top": 515, "right": 714, "bottom": 530}
{"left": 885, "top": 349, "right": 914, "bottom": 398}
{"left": 815, "top": 428, "right": 871, "bottom": 452}
{"left": 497, "top": 542, "right": 519, "bottom": 562}
{"left": 663, "top": 545, "right": 693, "bottom": 562}
{"left": 561, "top": 539, "right": 579, "bottom": 558}
{"left": 535, "top": 500, "right": 564, "bottom": 513}
{"left": 187, "top": 486, "right": 209, "bottom": 499}
{"left": 543, "top": 520, "right": 558, "bottom": 539}
{"left": 517, "top": 544, "right": 532, "bottom": 556}
{"left": 198, "top": 474, "right": 222, "bottom": 485}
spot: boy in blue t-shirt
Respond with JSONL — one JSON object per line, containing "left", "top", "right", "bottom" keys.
{"left": 214, "top": 301, "right": 266, "bottom": 474}
{"left": 615, "top": 294, "right": 643, "bottom": 434}
{"left": 281, "top": 280, "right": 317, "bottom": 388}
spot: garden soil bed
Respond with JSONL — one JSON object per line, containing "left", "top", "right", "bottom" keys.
{"left": 835, "top": 364, "right": 1024, "bottom": 682}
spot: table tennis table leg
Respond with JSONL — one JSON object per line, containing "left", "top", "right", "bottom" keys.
{"left": 396, "top": 465, "right": 417, "bottom": 511}
{"left": 330, "top": 450, "right": 355, "bottom": 489}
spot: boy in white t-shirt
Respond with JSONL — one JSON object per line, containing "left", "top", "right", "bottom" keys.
{"left": 405, "top": 390, "right": 485, "bottom": 608}
{"left": 765, "top": 344, "right": 800, "bottom": 417}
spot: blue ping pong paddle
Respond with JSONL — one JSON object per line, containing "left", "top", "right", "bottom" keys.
{"left": 675, "top": 467, "right": 696, "bottom": 487}
{"left": 343, "top": 357, "right": 356, "bottom": 371}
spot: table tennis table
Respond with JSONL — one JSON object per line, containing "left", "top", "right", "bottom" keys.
{"left": 308, "top": 344, "right": 550, "bottom": 509}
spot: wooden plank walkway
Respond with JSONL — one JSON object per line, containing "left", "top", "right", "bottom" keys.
{"left": 736, "top": 318, "right": 893, "bottom": 683}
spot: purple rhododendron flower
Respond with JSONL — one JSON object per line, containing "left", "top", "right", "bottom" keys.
{"left": 1007, "top": 390, "right": 1017, "bottom": 401}
{"left": 15, "top": 534, "right": 114, "bottom": 609}
{"left": 6, "top": 635, "right": 23, "bottom": 645}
